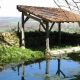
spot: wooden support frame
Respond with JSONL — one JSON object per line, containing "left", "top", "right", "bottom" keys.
{"left": 49, "top": 22, "right": 55, "bottom": 32}
{"left": 21, "top": 11, "right": 55, "bottom": 51}
{"left": 40, "top": 22, "right": 46, "bottom": 31}
{"left": 20, "top": 10, "right": 55, "bottom": 51}
{"left": 39, "top": 21, "right": 55, "bottom": 54}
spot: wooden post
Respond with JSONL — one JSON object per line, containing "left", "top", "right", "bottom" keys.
{"left": 18, "top": 22, "right": 20, "bottom": 33}
{"left": 58, "top": 22, "right": 61, "bottom": 44}
{"left": 21, "top": 12, "right": 25, "bottom": 49}
{"left": 39, "top": 23, "right": 41, "bottom": 32}
{"left": 46, "top": 22, "right": 50, "bottom": 53}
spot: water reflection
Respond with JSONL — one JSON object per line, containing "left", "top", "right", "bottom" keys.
{"left": 22, "top": 64, "right": 25, "bottom": 80}
{"left": 0, "top": 58, "right": 80, "bottom": 80}
{"left": 45, "top": 59, "right": 68, "bottom": 79}
{"left": 56, "top": 59, "right": 66, "bottom": 77}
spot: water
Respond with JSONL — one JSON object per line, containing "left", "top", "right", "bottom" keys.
{"left": 0, "top": 58, "right": 80, "bottom": 80}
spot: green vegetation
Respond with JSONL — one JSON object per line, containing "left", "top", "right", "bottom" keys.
{"left": 0, "top": 43, "right": 78, "bottom": 63}
{"left": 0, "top": 46, "right": 44, "bottom": 63}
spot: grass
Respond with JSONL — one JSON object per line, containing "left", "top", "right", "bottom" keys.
{"left": 0, "top": 46, "right": 44, "bottom": 63}
{"left": 51, "top": 44, "right": 72, "bottom": 50}
{"left": 1, "top": 44, "right": 79, "bottom": 63}
{"left": 0, "top": 43, "right": 75, "bottom": 63}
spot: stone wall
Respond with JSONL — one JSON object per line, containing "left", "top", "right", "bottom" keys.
{"left": 0, "top": 31, "right": 80, "bottom": 47}
{"left": 0, "top": 32, "right": 19, "bottom": 47}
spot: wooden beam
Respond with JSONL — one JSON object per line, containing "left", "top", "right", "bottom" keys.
{"left": 40, "top": 22, "right": 46, "bottom": 31}
{"left": 58, "top": 22, "right": 61, "bottom": 44}
{"left": 23, "top": 12, "right": 46, "bottom": 24}
{"left": 21, "top": 12, "right": 25, "bottom": 49}
{"left": 49, "top": 22, "right": 55, "bottom": 32}
{"left": 24, "top": 16, "right": 29, "bottom": 24}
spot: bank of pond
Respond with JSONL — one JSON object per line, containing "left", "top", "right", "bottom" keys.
{"left": 0, "top": 53, "right": 80, "bottom": 80}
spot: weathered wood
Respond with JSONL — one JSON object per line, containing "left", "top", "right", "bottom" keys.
{"left": 17, "top": 5, "right": 80, "bottom": 22}
{"left": 17, "top": 22, "right": 20, "bottom": 33}
{"left": 23, "top": 12, "right": 46, "bottom": 24}
{"left": 40, "top": 22, "right": 46, "bottom": 31}
{"left": 21, "top": 12, "right": 25, "bottom": 49}
{"left": 24, "top": 16, "right": 29, "bottom": 24}
{"left": 58, "top": 22, "right": 61, "bottom": 44}
{"left": 49, "top": 22, "right": 55, "bottom": 32}
{"left": 46, "top": 21, "right": 50, "bottom": 53}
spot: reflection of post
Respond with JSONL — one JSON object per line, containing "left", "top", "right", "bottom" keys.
{"left": 45, "top": 59, "right": 49, "bottom": 74}
{"left": 38, "top": 62, "right": 41, "bottom": 69}
{"left": 45, "top": 59, "right": 50, "bottom": 80}
{"left": 56, "top": 59, "right": 60, "bottom": 76}
{"left": 56, "top": 59, "right": 66, "bottom": 77}
{"left": 18, "top": 65, "right": 20, "bottom": 76}
{"left": 21, "top": 64, "right": 25, "bottom": 80}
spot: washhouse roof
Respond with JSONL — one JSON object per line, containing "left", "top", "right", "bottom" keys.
{"left": 17, "top": 5, "right": 80, "bottom": 22}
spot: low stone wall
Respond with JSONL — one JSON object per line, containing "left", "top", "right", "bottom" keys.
{"left": 18, "top": 31, "right": 80, "bottom": 47}
{"left": 0, "top": 31, "right": 80, "bottom": 47}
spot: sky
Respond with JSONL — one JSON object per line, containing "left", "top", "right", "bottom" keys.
{"left": 0, "top": 0, "right": 57, "bottom": 17}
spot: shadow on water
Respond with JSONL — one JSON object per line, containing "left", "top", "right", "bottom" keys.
{"left": 0, "top": 55, "right": 80, "bottom": 80}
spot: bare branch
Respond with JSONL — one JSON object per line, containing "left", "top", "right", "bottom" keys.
{"left": 53, "top": 0, "right": 80, "bottom": 21}
{"left": 53, "top": 0, "right": 69, "bottom": 20}
{"left": 53, "top": 0, "right": 80, "bottom": 14}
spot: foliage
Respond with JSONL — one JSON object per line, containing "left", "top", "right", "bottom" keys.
{"left": 0, "top": 46, "right": 44, "bottom": 63}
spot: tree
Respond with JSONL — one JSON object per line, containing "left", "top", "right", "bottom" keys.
{"left": 53, "top": 0, "right": 80, "bottom": 14}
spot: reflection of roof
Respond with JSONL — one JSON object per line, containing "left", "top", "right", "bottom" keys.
{"left": 17, "top": 5, "right": 80, "bottom": 22}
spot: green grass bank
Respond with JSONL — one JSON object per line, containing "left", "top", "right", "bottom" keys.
{"left": 0, "top": 46, "right": 45, "bottom": 63}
